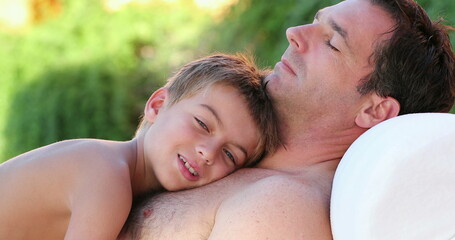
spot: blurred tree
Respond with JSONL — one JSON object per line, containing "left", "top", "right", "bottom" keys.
{"left": 0, "top": 0, "right": 212, "bottom": 161}
{"left": 4, "top": 61, "right": 139, "bottom": 157}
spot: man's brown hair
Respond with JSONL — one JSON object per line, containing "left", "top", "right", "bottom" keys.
{"left": 359, "top": 0, "right": 455, "bottom": 114}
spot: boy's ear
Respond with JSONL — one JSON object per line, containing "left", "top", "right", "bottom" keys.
{"left": 355, "top": 94, "right": 400, "bottom": 129}
{"left": 144, "top": 88, "right": 168, "bottom": 123}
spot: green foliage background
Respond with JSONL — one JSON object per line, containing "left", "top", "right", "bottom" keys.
{"left": 1, "top": 0, "right": 454, "bottom": 162}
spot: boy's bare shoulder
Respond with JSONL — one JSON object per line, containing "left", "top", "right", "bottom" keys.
{"left": 0, "top": 139, "right": 134, "bottom": 239}
{"left": 210, "top": 173, "right": 333, "bottom": 239}
{"left": 60, "top": 140, "right": 134, "bottom": 239}
{"left": 0, "top": 139, "right": 126, "bottom": 177}
{"left": 27, "top": 139, "right": 133, "bottom": 174}
{"left": 58, "top": 139, "right": 132, "bottom": 169}
{"left": 47, "top": 139, "right": 134, "bottom": 198}
{"left": 1, "top": 138, "right": 133, "bottom": 201}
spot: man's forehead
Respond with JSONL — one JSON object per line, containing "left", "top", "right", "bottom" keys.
{"left": 318, "top": 0, "right": 396, "bottom": 67}
{"left": 319, "top": 0, "right": 395, "bottom": 44}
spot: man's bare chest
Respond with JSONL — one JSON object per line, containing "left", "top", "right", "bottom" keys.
{"left": 121, "top": 169, "right": 276, "bottom": 239}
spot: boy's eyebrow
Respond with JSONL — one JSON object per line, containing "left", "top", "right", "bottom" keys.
{"left": 201, "top": 104, "right": 222, "bottom": 127}
{"left": 236, "top": 145, "right": 248, "bottom": 163}
{"left": 315, "top": 10, "right": 352, "bottom": 51}
{"left": 200, "top": 103, "right": 248, "bottom": 160}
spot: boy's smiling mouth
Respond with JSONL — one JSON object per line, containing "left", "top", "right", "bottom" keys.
{"left": 178, "top": 155, "right": 199, "bottom": 176}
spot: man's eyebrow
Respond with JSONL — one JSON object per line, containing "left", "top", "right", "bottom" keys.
{"left": 329, "top": 18, "right": 348, "bottom": 40}
{"left": 315, "top": 10, "right": 321, "bottom": 20}
{"left": 315, "top": 10, "right": 351, "bottom": 50}
{"left": 200, "top": 103, "right": 248, "bottom": 160}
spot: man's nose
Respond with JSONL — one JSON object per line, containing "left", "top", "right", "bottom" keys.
{"left": 286, "top": 25, "right": 309, "bottom": 52}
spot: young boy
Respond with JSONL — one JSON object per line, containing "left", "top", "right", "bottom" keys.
{"left": 0, "top": 54, "right": 280, "bottom": 239}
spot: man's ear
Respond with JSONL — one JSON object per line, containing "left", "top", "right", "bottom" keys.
{"left": 355, "top": 94, "right": 400, "bottom": 129}
{"left": 144, "top": 88, "right": 168, "bottom": 123}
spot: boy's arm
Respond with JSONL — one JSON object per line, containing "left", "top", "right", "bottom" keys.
{"left": 64, "top": 159, "right": 133, "bottom": 240}
{"left": 208, "top": 176, "right": 333, "bottom": 239}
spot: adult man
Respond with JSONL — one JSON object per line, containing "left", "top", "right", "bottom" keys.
{"left": 119, "top": 0, "right": 454, "bottom": 238}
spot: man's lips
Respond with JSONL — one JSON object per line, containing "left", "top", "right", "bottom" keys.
{"left": 279, "top": 58, "right": 296, "bottom": 76}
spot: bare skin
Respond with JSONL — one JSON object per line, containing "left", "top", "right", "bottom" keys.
{"left": 119, "top": 0, "right": 400, "bottom": 239}
{"left": 0, "top": 84, "right": 261, "bottom": 239}
{"left": 120, "top": 155, "right": 337, "bottom": 239}
{"left": 0, "top": 139, "right": 135, "bottom": 239}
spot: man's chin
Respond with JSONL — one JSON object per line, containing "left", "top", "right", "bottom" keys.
{"left": 264, "top": 73, "right": 279, "bottom": 90}
{"left": 263, "top": 73, "right": 274, "bottom": 86}
{"left": 263, "top": 74, "right": 283, "bottom": 100}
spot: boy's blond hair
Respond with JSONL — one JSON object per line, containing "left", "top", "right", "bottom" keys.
{"left": 136, "top": 53, "right": 280, "bottom": 166}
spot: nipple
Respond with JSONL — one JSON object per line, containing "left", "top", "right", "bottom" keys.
{"left": 142, "top": 208, "right": 153, "bottom": 218}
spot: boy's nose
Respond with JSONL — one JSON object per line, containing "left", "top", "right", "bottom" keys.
{"left": 196, "top": 144, "right": 217, "bottom": 166}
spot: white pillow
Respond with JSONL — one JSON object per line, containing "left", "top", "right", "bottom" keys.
{"left": 331, "top": 113, "right": 455, "bottom": 240}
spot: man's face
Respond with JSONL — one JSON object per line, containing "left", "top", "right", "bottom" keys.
{"left": 265, "top": 0, "right": 395, "bottom": 128}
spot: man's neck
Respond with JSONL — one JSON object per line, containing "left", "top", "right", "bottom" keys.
{"left": 258, "top": 124, "right": 367, "bottom": 174}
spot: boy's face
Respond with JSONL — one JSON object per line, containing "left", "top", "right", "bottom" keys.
{"left": 143, "top": 84, "right": 261, "bottom": 191}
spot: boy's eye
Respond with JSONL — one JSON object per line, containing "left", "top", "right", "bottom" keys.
{"left": 195, "top": 117, "right": 209, "bottom": 132}
{"left": 223, "top": 149, "right": 236, "bottom": 165}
